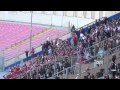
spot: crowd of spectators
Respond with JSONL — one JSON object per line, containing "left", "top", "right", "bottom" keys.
{"left": 3, "top": 16, "right": 120, "bottom": 79}
{"left": 3, "top": 55, "right": 72, "bottom": 79}
{"left": 72, "top": 17, "right": 120, "bottom": 61}
{"left": 3, "top": 39, "right": 76, "bottom": 79}
{"left": 83, "top": 52, "right": 120, "bottom": 79}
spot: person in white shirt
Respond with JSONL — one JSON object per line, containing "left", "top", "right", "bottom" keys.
{"left": 117, "top": 25, "right": 120, "bottom": 32}
{"left": 80, "top": 33, "right": 86, "bottom": 40}
{"left": 48, "top": 59, "right": 51, "bottom": 63}
{"left": 116, "top": 39, "right": 119, "bottom": 46}
{"left": 48, "top": 47, "right": 52, "bottom": 55}
{"left": 56, "top": 41, "right": 59, "bottom": 47}
{"left": 59, "top": 62, "right": 62, "bottom": 70}
{"left": 113, "top": 27, "right": 116, "bottom": 32}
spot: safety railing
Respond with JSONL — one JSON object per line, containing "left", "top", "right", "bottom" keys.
{"left": 7, "top": 42, "right": 120, "bottom": 79}
{"left": 45, "top": 41, "right": 120, "bottom": 79}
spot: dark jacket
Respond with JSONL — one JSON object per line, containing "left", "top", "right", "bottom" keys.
{"left": 25, "top": 51, "right": 29, "bottom": 57}
{"left": 111, "top": 62, "right": 117, "bottom": 71}
{"left": 87, "top": 26, "right": 91, "bottom": 34}
{"left": 112, "top": 55, "right": 116, "bottom": 62}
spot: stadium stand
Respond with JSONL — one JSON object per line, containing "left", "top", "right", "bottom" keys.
{"left": 2, "top": 12, "right": 120, "bottom": 79}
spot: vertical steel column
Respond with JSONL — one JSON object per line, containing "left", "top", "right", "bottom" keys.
{"left": 94, "top": 45, "right": 96, "bottom": 57}
{"left": 68, "top": 21, "right": 71, "bottom": 33}
{"left": 2, "top": 50, "right": 4, "bottom": 72}
{"left": 104, "top": 50, "right": 109, "bottom": 74}
{"left": 78, "top": 53, "right": 81, "bottom": 79}
{"left": 66, "top": 68, "right": 68, "bottom": 79}
{"left": 71, "top": 57, "right": 73, "bottom": 67}
{"left": 30, "top": 11, "right": 33, "bottom": 53}
{"left": 51, "top": 14, "right": 52, "bottom": 26}
{"left": 103, "top": 40, "right": 105, "bottom": 57}
{"left": 78, "top": 61, "right": 81, "bottom": 79}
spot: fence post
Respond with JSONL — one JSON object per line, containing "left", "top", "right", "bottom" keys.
{"left": 2, "top": 50, "right": 5, "bottom": 72}
{"left": 54, "top": 63, "right": 56, "bottom": 75}
{"left": 104, "top": 50, "right": 109, "bottom": 75}
{"left": 94, "top": 45, "right": 96, "bottom": 57}
{"left": 78, "top": 55, "right": 82, "bottom": 79}
{"left": 66, "top": 68, "right": 68, "bottom": 79}
{"left": 103, "top": 40, "right": 105, "bottom": 57}
{"left": 68, "top": 21, "right": 71, "bottom": 33}
{"left": 16, "top": 48, "right": 20, "bottom": 64}
{"left": 51, "top": 15, "right": 52, "bottom": 26}
{"left": 78, "top": 62, "right": 81, "bottom": 79}
{"left": 70, "top": 57, "right": 72, "bottom": 67}
{"left": 54, "top": 56, "right": 57, "bottom": 75}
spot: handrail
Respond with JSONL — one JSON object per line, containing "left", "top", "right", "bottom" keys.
{"left": 48, "top": 44, "right": 120, "bottom": 79}
{"left": 86, "top": 32, "right": 120, "bottom": 50}
{"left": 76, "top": 17, "right": 105, "bottom": 31}
{"left": 10, "top": 55, "right": 74, "bottom": 79}
{"left": 9, "top": 43, "right": 120, "bottom": 79}
{"left": 80, "top": 44, "right": 120, "bottom": 76}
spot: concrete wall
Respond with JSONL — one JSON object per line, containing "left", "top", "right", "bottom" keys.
{"left": 0, "top": 11, "right": 119, "bottom": 28}
{"left": 0, "top": 11, "right": 94, "bottom": 28}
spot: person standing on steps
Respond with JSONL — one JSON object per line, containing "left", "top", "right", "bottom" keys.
{"left": 31, "top": 47, "right": 35, "bottom": 56}
{"left": 110, "top": 61, "right": 117, "bottom": 79}
{"left": 112, "top": 54, "right": 116, "bottom": 63}
{"left": 25, "top": 50, "right": 29, "bottom": 58}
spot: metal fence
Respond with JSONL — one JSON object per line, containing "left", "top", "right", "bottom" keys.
{"left": 2, "top": 29, "right": 120, "bottom": 76}
{"left": 44, "top": 38, "right": 120, "bottom": 79}
{"left": 7, "top": 42, "right": 120, "bottom": 79}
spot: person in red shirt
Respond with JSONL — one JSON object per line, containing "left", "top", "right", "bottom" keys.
{"left": 16, "top": 65, "right": 21, "bottom": 74}
{"left": 72, "top": 34, "right": 77, "bottom": 46}
{"left": 80, "top": 56, "right": 88, "bottom": 64}
{"left": 10, "top": 67, "right": 14, "bottom": 74}
{"left": 12, "top": 66, "right": 17, "bottom": 77}
{"left": 31, "top": 47, "right": 35, "bottom": 55}
{"left": 80, "top": 56, "right": 85, "bottom": 63}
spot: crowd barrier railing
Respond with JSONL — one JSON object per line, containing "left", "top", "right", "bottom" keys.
{"left": 46, "top": 43, "right": 120, "bottom": 79}
{"left": 8, "top": 42, "right": 120, "bottom": 79}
